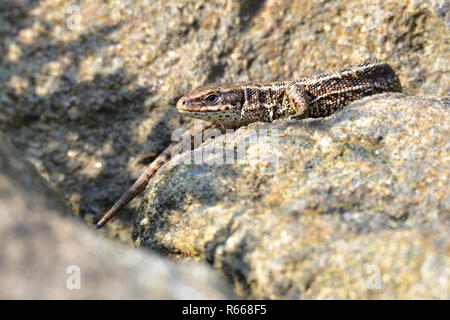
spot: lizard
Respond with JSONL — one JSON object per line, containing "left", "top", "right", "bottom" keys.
{"left": 95, "top": 59, "right": 402, "bottom": 229}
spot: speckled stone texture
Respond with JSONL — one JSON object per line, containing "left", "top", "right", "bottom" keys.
{"left": 0, "top": 0, "right": 448, "bottom": 299}
{"left": 0, "top": 132, "right": 233, "bottom": 299}
{"left": 135, "top": 94, "right": 449, "bottom": 299}
{"left": 0, "top": 0, "right": 447, "bottom": 242}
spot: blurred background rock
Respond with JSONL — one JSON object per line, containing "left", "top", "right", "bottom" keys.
{"left": 0, "top": 132, "right": 233, "bottom": 299}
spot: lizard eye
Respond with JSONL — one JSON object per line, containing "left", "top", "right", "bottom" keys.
{"left": 206, "top": 94, "right": 219, "bottom": 103}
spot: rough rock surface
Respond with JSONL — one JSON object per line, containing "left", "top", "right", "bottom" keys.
{"left": 134, "top": 94, "right": 449, "bottom": 299}
{"left": 0, "top": 0, "right": 448, "bottom": 299}
{"left": 0, "top": 0, "right": 448, "bottom": 243}
{"left": 0, "top": 132, "right": 233, "bottom": 299}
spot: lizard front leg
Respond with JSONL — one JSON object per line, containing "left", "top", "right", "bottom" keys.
{"left": 283, "top": 85, "right": 314, "bottom": 120}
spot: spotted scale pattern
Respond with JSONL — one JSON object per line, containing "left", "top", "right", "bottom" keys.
{"left": 177, "top": 59, "right": 402, "bottom": 127}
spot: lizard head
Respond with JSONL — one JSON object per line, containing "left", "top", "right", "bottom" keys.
{"left": 176, "top": 83, "right": 244, "bottom": 128}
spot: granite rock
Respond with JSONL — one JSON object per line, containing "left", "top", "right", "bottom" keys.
{"left": 0, "top": 0, "right": 447, "bottom": 242}
{"left": 134, "top": 94, "right": 449, "bottom": 299}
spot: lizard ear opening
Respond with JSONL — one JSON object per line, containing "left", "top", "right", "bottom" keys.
{"left": 225, "top": 89, "right": 244, "bottom": 108}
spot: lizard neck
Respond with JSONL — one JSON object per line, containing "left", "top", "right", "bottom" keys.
{"left": 239, "top": 82, "right": 288, "bottom": 125}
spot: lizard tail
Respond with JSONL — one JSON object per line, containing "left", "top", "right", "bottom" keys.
{"left": 94, "top": 121, "right": 223, "bottom": 229}
{"left": 95, "top": 166, "right": 157, "bottom": 229}
{"left": 95, "top": 149, "right": 172, "bottom": 229}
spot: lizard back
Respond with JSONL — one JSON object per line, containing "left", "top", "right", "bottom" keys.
{"left": 177, "top": 59, "right": 402, "bottom": 127}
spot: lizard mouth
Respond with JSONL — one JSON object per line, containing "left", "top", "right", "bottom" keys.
{"left": 178, "top": 106, "right": 222, "bottom": 113}
{"left": 176, "top": 100, "right": 225, "bottom": 114}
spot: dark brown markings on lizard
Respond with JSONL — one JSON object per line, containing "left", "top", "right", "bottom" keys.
{"left": 95, "top": 59, "right": 402, "bottom": 229}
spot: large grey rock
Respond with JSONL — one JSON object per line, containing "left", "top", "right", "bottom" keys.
{"left": 0, "top": 0, "right": 447, "bottom": 242}
{"left": 0, "top": 132, "right": 233, "bottom": 299}
{"left": 134, "top": 94, "right": 449, "bottom": 299}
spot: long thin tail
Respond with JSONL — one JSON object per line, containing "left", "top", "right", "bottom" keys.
{"left": 95, "top": 121, "right": 222, "bottom": 229}
{"left": 94, "top": 147, "right": 172, "bottom": 229}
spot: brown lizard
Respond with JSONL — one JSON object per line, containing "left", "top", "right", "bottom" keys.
{"left": 95, "top": 59, "right": 402, "bottom": 229}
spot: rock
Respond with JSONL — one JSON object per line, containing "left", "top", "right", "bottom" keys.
{"left": 0, "top": 0, "right": 447, "bottom": 243}
{"left": 134, "top": 94, "right": 449, "bottom": 299}
{"left": 0, "top": 0, "right": 448, "bottom": 299}
{"left": 0, "top": 132, "right": 233, "bottom": 299}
